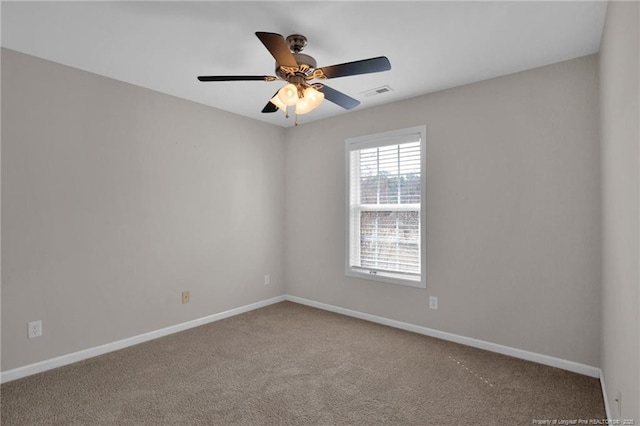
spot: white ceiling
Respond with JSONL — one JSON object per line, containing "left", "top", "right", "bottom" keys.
{"left": 1, "top": 1, "right": 607, "bottom": 128}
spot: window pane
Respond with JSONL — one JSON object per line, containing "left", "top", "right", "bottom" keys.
{"left": 359, "top": 210, "right": 420, "bottom": 274}
{"left": 357, "top": 142, "right": 421, "bottom": 205}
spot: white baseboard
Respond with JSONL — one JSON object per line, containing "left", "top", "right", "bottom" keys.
{"left": 285, "top": 294, "right": 601, "bottom": 378}
{"left": 0, "top": 295, "right": 286, "bottom": 384}
{"left": 600, "top": 369, "right": 612, "bottom": 421}
{"left": 2, "top": 293, "right": 602, "bottom": 385}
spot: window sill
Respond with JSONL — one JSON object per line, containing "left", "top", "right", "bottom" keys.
{"left": 346, "top": 269, "right": 426, "bottom": 289}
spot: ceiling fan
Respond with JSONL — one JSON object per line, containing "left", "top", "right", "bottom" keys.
{"left": 197, "top": 32, "right": 391, "bottom": 124}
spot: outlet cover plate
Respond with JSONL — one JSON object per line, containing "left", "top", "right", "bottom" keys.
{"left": 429, "top": 296, "right": 438, "bottom": 310}
{"left": 28, "top": 320, "right": 42, "bottom": 339}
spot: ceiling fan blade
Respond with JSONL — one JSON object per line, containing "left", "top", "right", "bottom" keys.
{"left": 261, "top": 92, "right": 278, "bottom": 113}
{"left": 261, "top": 102, "right": 279, "bottom": 113}
{"left": 255, "top": 32, "right": 298, "bottom": 68}
{"left": 317, "top": 85, "right": 360, "bottom": 110}
{"left": 318, "top": 56, "right": 391, "bottom": 79}
{"left": 197, "top": 75, "right": 273, "bottom": 82}
{"left": 262, "top": 91, "right": 280, "bottom": 113}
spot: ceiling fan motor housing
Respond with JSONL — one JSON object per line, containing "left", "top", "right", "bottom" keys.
{"left": 276, "top": 34, "right": 317, "bottom": 79}
{"left": 286, "top": 34, "right": 307, "bottom": 53}
{"left": 276, "top": 52, "right": 317, "bottom": 78}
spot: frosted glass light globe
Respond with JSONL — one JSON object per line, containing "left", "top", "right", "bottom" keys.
{"left": 277, "top": 84, "right": 299, "bottom": 106}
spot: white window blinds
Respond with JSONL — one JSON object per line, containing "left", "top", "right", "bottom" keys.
{"left": 346, "top": 127, "right": 425, "bottom": 287}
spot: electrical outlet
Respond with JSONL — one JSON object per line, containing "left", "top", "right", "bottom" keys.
{"left": 182, "top": 291, "right": 190, "bottom": 304}
{"left": 28, "top": 320, "right": 42, "bottom": 339}
{"left": 614, "top": 391, "right": 622, "bottom": 417}
{"left": 264, "top": 274, "right": 270, "bottom": 285}
{"left": 429, "top": 296, "right": 438, "bottom": 310}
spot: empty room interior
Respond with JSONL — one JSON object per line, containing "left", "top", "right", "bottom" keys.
{"left": 1, "top": 1, "right": 639, "bottom": 425}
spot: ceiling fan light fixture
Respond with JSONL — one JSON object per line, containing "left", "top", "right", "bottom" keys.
{"left": 277, "top": 83, "right": 299, "bottom": 106}
{"left": 304, "top": 86, "right": 324, "bottom": 109}
{"left": 295, "top": 87, "right": 324, "bottom": 115}
{"left": 295, "top": 97, "right": 312, "bottom": 115}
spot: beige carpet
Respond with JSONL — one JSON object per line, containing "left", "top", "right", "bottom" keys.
{"left": 1, "top": 301, "right": 605, "bottom": 425}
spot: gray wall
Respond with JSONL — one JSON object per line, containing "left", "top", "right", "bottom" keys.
{"left": 0, "top": 47, "right": 607, "bottom": 377}
{"left": 1, "top": 49, "right": 286, "bottom": 371}
{"left": 599, "top": 1, "right": 640, "bottom": 421}
{"left": 285, "top": 55, "right": 601, "bottom": 367}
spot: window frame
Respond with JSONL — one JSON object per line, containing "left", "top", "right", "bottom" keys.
{"left": 345, "top": 125, "right": 427, "bottom": 288}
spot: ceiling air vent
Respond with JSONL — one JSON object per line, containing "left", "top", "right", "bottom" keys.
{"left": 362, "top": 85, "right": 393, "bottom": 97}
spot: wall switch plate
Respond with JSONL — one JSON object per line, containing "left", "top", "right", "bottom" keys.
{"left": 182, "top": 291, "right": 190, "bottom": 304}
{"left": 264, "top": 275, "right": 270, "bottom": 285}
{"left": 28, "top": 320, "right": 42, "bottom": 339}
{"left": 429, "top": 296, "right": 438, "bottom": 310}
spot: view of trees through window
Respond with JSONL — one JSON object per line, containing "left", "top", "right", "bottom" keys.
{"left": 355, "top": 142, "right": 421, "bottom": 275}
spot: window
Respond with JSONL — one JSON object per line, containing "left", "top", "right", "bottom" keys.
{"left": 345, "top": 126, "right": 426, "bottom": 288}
